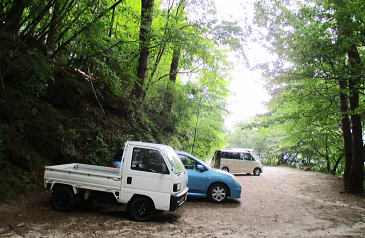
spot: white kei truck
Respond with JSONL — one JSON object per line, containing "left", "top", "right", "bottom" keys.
{"left": 44, "top": 141, "right": 189, "bottom": 221}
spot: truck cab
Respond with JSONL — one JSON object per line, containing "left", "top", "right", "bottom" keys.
{"left": 44, "top": 141, "right": 188, "bottom": 221}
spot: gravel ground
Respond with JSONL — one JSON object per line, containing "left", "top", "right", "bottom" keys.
{"left": 1, "top": 166, "right": 365, "bottom": 238}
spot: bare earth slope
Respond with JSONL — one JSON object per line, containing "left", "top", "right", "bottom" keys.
{"left": 0, "top": 166, "right": 364, "bottom": 237}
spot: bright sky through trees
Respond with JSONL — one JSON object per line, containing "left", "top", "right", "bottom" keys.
{"left": 213, "top": 0, "right": 271, "bottom": 131}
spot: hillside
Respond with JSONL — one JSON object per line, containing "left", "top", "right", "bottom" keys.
{"left": 0, "top": 57, "right": 158, "bottom": 200}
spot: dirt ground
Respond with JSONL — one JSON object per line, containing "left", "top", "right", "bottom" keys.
{"left": 0, "top": 166, "right": 365, "bottom": 238}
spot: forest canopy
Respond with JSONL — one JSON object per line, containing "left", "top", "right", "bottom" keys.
{"left": 0, "top": 0, "right": 246, "bottom": 199}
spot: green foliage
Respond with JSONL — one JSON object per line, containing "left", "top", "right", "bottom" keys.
{"left": 0, "top": 0, "right": 248, "bottom": 200}
{"left": 249, "top": 0, "right": 365, "bottom": 178}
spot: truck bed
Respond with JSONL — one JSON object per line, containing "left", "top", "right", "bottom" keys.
{"left": 44, "top": 163, "right": 122, "bottom": 192}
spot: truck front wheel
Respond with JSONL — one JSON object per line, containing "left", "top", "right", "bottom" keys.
{"left": 51, "top": 186, "right": 76, "bottom": 212}
{"left": 128, "top": 197, "right": 155, "bottom": 222}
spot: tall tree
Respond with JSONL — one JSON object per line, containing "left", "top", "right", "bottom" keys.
{"left": 334, "top": 0, "right": 364, "bottom": 192}
{"left": 132, "top": 0, "right": 155, "bottom": 99}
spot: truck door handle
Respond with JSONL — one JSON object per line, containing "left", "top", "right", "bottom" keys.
{"left": 127, "top": 177, "right": 132, "bottom": 184}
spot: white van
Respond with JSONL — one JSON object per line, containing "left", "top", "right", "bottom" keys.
{"left": 213, "top": 149, "right": 263, "bottom": 176}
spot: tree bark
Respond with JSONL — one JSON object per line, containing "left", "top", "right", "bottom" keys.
{"left": 213, "top": 150, "right": 222, "bottom": 169}
{"left": 339, "top": 79, "right": 353, "bottom": 189}
{"left": 132, "top": 0, "right": 155, "bottom": 99}
{"left": 46, "top": 0, "right": 62, "bottom": 48}
{"left": 347, "top": 44, "right": 364, "bottom": 193}
{"left": 108, "top": 5, "right": 116, "bottom": 37}
{"left": 161, "top": 45, "right": 181, "bottom": 130}
{"left": 331, "top": 154, "right": 343, "bottom": 175}
{"left": 169, "top": 46, "right": 181, "bottom": 83}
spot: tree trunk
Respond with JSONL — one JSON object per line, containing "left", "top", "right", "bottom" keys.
{"left": 213, "top": 150, "right": 222, "bottom": 169}
{"left": 331, "top": 154, "right": 343, "bottom": 175}
{"left": 161, "top": 45, "right": 181, "bottom": 131}
{"left": 169, "top": 46, "right": 181, "bottom": 83}
{"left": 0, "top": 0, "right": 26, "bottom": 38}
{"left": 46, "top": 1, "right": 62, "bottom": 48}
{"left": 339, "top": 79, "right": 353, "bottom": 189}
{"left": 108, "top": 5, "right": 116, "bottom": 37}
{"left": 347, "top": 45, "right": 364, "bottom": 193}
{"left": 334, "top": 0, "right": 364, "bottom": 193}
{"left": 132, "top": 0, "right": 155, "bottom": 99}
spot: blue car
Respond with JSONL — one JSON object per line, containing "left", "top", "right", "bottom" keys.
{"left": 176, "top": 151, "right": 242, "bottom": 203}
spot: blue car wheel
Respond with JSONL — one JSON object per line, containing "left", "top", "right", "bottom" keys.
{"left": 208, "top": 183, "right": 228, "bottom": 203}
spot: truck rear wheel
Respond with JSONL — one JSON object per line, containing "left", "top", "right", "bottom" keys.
{"left": 51, "top": 186, "right": 76, "bottom": 212}
{"left": 128, "top": 197, "right": 155, "bottom": 222}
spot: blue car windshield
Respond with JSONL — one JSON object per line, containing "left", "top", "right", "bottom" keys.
{"left": 179, "top": 152, "right": 211, "bottom": 169}
{"left": 166, "top": 148, "right": 185, "bottom": 174}
{"left": 195, "top": 157, "right": 211, "bottom": 168}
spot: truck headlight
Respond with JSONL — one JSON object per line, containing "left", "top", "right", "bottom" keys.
{"left": 173, "top": 183, "right": 181, "bottom": 192}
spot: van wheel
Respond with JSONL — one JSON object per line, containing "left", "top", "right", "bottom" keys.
{"left": 253, "top": 168, "right": 261, "bottom": 176}
{"left": 208, "top": 183, "right": 228, "bottom": 203}
{"left": 51, "top": 186, "right": 76, "bottom": 212}
{"left": 128, "top": 197, "right": 155, "bottom": 222}
{"left": 221, "top": 167, "right": 229, "bottom": 172}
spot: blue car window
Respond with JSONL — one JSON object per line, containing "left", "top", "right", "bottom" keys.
{"left": 179, "top": 155, "right": 199, "bottom": 170}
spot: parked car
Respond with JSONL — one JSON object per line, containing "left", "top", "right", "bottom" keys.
{"left": 176, "top": 151, "right": 241, "bottom": 203}
{"left": 45, "top": 141, "right": 188, "bottom": 222}
{"left": 212, "top": 148, "right": 263, "bottom": 176}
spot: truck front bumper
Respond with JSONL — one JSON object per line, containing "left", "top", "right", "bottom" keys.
{"left": 169, "top": 187, "right": 188, "bottom": 211}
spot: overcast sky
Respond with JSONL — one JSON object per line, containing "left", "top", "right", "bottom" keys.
{"left": 213, "top": 0, "right": 271, "bottom": 131}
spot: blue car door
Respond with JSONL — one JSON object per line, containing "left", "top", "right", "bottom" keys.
{"left": 187, "top": 167, "right": 207, "bottom": 194}
{"left": 179, "top": 154, "right": 207, "bottom": 194}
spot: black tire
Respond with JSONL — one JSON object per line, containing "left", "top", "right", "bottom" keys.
{"left": 51, "top": 186, "right": 76, "bottom": 212}
{"left": 208, "top": 183, "right": 228, "bottom": 203}
{"left": 128, "top": 197, "right": 155, "bottom": 222}
{"left": 221, "top": 167, "right": 229, "bottom": 172}
{"left": 253, "top": 168, "right": 261, "bottom": 176}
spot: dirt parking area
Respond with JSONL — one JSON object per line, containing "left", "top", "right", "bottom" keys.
{"left": 1, "top": 166, "right": 365, "bottom": 238}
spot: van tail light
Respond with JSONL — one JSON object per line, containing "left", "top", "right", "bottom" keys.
{"left": 109, "top": 164, "right": 118, "bottom": 168}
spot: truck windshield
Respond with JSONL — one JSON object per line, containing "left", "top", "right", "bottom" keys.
{"left": 166, "top": 148, "right": 185, "bottom": 174}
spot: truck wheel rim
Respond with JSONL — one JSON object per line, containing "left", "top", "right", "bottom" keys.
{"left": 136, "top": 201, "right": 149, "bottom": 217}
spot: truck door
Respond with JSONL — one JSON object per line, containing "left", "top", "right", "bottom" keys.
{"left": 122, "top": 146, "right": 171, "bottom": 197}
